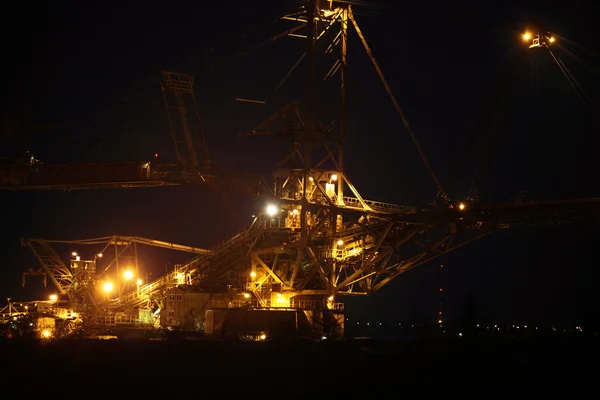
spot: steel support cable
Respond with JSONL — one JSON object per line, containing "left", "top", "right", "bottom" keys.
{"left": 176, "top": 4, "right": 306, "bottom": 70}
{"left": 555, "top": 42, "right": 599, "bottom": 75}
{"left": 47, "top": 74, "right": 156, "bottom": 160}
{"left": 347, "top": 9, "right": 448, "bottom": 203}
{"left": 295, "top": 8, "right": 351, "bottom": 122}
{"left": 202, "top": 23, "right": 307, "bottom": 72}
{"left": 82, "top": 96, "right": 163, "bottom": 159}
{"left": 467, "top": 62, "right": 520, "bottom": 200}
{"left": 82, "top": 120, "right": 132, "bottom": 159}
{"left": 467, "top": 97, "right": 506, "bottom": 201}
{"left": 548, "top": 50, "right": 590, "bottom": 109}
{"left": 50, "top": 6, "right": 306, "bottom": 161}
{"left": 229, "top": 19, "right": 327, "bottom": 106}
{"left": 265, "top": 52, "right": 307, "bottom": 103}
{"left": 341, "top": 53, "right": 430, "bottom": 202}
{"left": 553, "top": 34, "right": 600, "bottom": 61}
{"left": 556, "top": 57, "right": 593, "bottom": 108}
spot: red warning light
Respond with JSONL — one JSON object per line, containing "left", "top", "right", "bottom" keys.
{"left": 154, "top": 153, "right": 159, "bottom": 158}
{"left": 439, "top": 288, "right": 443, "bottom": 292}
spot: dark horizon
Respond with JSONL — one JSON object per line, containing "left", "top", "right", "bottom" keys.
{"left": 2, "top": 0, "right": 599, "bottom": 329}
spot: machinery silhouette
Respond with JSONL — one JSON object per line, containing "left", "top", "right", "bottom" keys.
{"left": 1, "top": 1, "right": 599, "bottom": 340}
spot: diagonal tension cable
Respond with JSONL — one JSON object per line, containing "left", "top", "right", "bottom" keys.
{"left": 548, "top": 49, "right": 591, "bottom": 109}
{"left": 554, "top": 42, "right": 599, "bottom": 75}
{"left": 178, "top": 4, "right": 307, "bottom": 71}
{"left": 347, "top": 8, "right": 448, "bottom": 203}
{"left": 202, "top": 23, "right": 306, "bottom": 73}
{"left": 46, "top": 74, "right": 156, "bottom": 161}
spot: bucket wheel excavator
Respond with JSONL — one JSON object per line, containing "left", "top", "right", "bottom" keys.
{"left": 3, "top": 1, "right": 599, "bottom": 339}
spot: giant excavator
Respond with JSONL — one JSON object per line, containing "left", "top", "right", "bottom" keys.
{"left": 2, "top": 1, "right": 599, "bottom": 339}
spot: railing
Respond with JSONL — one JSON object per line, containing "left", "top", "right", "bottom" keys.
{"left": 342, "top": 196, "right": 410, "bottom": 214}
{"left": 291, "top": 299, "right": 322, "bottom": 309}
{"left": 337, "top": 221, "right": 388, "bottom": 237}
{"left": 257, "top": 213, "right": 302, "bottom": 230}
{"left": 259, "top": 218, "right": 289, "bottom": 229}
{"left": 94, "top": 314, "right": 153, "bottom": 327}
{"left": 228, "top": 299, "right": 344, "bottom": 312}
{"left": 327, "top": 236, "right": 375, "bottom": 260}
{"left": 230, "top": 299, "right": 267, "bottom": 308}
{"left": 110, "top": 266, "right": 185, "bottom": 309}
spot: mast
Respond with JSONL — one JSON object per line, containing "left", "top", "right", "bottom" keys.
{"left": 301, "top": 0, "right": 318, "bottom": 243}
{"left": 337, "top": 5, "right": 348, "bottom": 206}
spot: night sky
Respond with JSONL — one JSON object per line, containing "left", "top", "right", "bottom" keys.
{"left": 1, "top": 0, "right": 598, "bottom": 329}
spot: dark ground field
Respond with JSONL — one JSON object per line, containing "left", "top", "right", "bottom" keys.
{"left": 3, "top": 337, "right": 596, "bottom": 393}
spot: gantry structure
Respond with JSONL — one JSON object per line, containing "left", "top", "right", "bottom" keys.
{"left": 2, "top": 1, "right": 599, "bottom": 336}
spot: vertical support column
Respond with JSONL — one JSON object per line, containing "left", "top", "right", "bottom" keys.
{"left": 331, "top": 222, "right": 337, "bottom": 295}
{"left": 337, "top": 6, "right": 348, "bottom": 207}
{"left": 438, "top": 263, "right": 444, "bottom": 329}
{"left": 336, "top": 6, "right": 349, "bottom": 231}
{"left": 301, "top": 0, "right": 317, "bottom": 243}
{"left": 114, "top": 237, "right": 120, "bottom": 297}
{"left": 305, "top": 0, "right": 316, "bottom": 126}
{"left": 134, "top": 241, "right": 139, "bottom": 284}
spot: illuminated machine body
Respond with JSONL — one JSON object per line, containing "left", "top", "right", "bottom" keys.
{"left": 2, "top": 1, "right": 599, "bottom": 340}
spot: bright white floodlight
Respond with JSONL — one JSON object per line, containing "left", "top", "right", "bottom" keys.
{"left": 266, "top": 204, "right": 278, "bottom": 217}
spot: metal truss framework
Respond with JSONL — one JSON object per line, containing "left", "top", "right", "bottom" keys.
{"left": 21, "top": 236, "right": 209, "bottom": 311}
{"left": 8, "top": 1, "right": 600, "bottom": 322}
{"left": 24, "top": 194, "right": 599, "bottom": 315}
